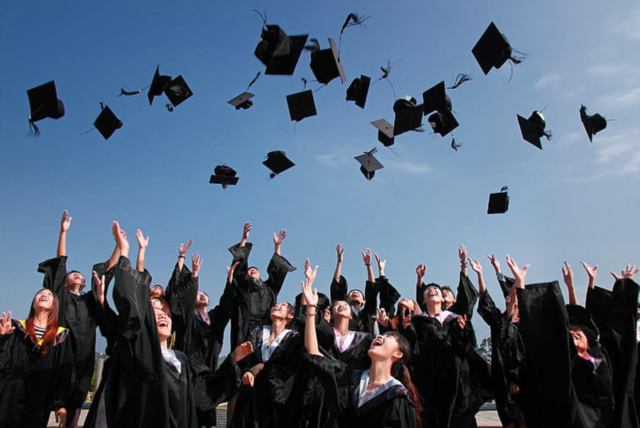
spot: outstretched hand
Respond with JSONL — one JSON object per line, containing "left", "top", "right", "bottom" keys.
{"left": 373, "top": 308, "right": 389, "bottom": 328}
{"left": 362, "top": 248, "right": 372, "bottom": 265}
{"left": 336, "top": 244, "right": 344, "bottom": 263}
{"left": 611, "top": 264, "right": 639, "bottom": 281}
{"left": 416, "top": 263, "right": 426, "bottom": 279}
{"left": 242, "top": 222, "right": 251, "bottom": 241}
{"left": 136, "top": 229, "right": 149, "bottom": 249}
{"left": 561, "top": 262, "right": 574, "bottom": 288}
{"left": 226, "top": 262, "right": 239, "bottom": 284}
{"left": 301, "top": 260, "right": 319, "bottom": 307}
{"left": 179, "top": 240, "right": 193, "bottom": 256}
{"left": 458, "top": 245, "right": 467, "bottom": 263}
{"left": 60, "top": 210, "right": 72, "bottom": 232}
{"left": 506, "top": 255, "right": 528, "bottom": 288}
{"left": 273, "top": 230, "right": 286, "bottom": 246}
{"left": 469, "top": 258, "right": 482, "bottom": 274}
{"left": 191, "top": 254, "right": 203, "bottom": 277}
{"left": 0, "top": 312, "right": 14, "bottom": 335}
{"left": 112, "top": 222, "right": 129, "bottom": 254}
{"left": 486, "top": 254, "right": 501, "bottom": 273}
{"left": 93, "top": 271, "right": 106, "bottom": 306}
{"left": 375, "top": 253, "right": 386, "bottom": 272}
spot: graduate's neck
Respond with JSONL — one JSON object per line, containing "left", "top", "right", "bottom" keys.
{"left": 195, "top": 305, "right": 208, "bottom": 316}
{"left": 368, "top": 360, "right": 393, "bottom": 389}
{"left": 270, "top": 318, "right": 289, "bottom": 338}
{"left": 426, "top": 302, "right": 443, "bottom": 317}
{"left": 350, "top": 301, "right": 363, "bottom": 311}
{"left": 333, "top": 316, "right": 350, "bottom": 336}
{"left": 34, "top": 311, "right": 49, "bottom": 328}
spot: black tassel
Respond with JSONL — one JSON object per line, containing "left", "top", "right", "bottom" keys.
{"left": 28, "top": 119, "right": 40, "bottom": 137}
{"left": 252, "top": 10, "right": 268, "bottom": 28}
{"left": 247, "top": 72, "right": 261, "bottom": 90}
{"left": 166, "top": 104, "right": 174, "bottom": 112}
{"left": 451, "top": 135, "right": 461, "bottom": 151}
{"left": 100, "top": 102, "right": 105, "bottom": 110}
{"left": 305, "top": 38, "right": 320, "bottom": 52}
{"left": 340, "top": 13, "right": 370, "bottom": 34}
{"left": 118, "top": 87, "right": 146, "bottom": 97}
{"left": 448, "top": 73, "right": 472, "bottom": 90}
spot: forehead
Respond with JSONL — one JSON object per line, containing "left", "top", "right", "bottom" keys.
{"left": 36, "top": 289, "right": 53, "bottom": 296}
{"left": 153, "top": 307, "right": 170, "bottom": 318}
{"left": 424, "top": 285, "right": 441, "bottom": 293}
{"left": 348, "top": 290, "right": 363, "bottom": 297}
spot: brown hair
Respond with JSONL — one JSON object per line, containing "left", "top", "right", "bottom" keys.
{"left": 25, "top": 289, "right": 60, "bottom": 355}
{"left": 385, "top": 331, "right": 423, "bottom": 428}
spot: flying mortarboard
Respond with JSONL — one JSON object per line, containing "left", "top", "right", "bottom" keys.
{"left": 517, "top": 111, "right": 551, "bottom": 150}
{"left": 346, "top": 75, "right": 371, "bottom": 109}
{"left": 148, "top": 65, "right": 172, "bottom": 105}
{"left": 472, "top": 22, "right": 523, "bottom": 75}
{"left": 393, "top": 96, "right": 423, "bottom": 136}
{"left": 209, "top": 165, "right": 239, "bottom": 188}
{"left": 309, "top": 38, "right": 347, "bottom": 85}
{"left": 164, "top": 76, "right": 193, "bottom": 108}
{"left": 371, "top": 119, "right": 395, "bottom": 147}
{"left": 422, "top": 81, "right": 451, "bottom": 116}
{"left": 27, "top": 81, "right": 65, "bottom": 135}
{"left": 263, "top": 151, "right": 295, "bottom": 178}
{"left": 579, "top": 105, "right": 607, "bottom": 142}
{"left": 355, "top": 148, "right": 383, "bottom": 180}
{"left": 428, "top": 110, "right": 459, "bottom": 137}
{"left": 254, "top": 25, "right": 309, "bottom": 76}
{"left": 286, "top": 90, "right": 317, "bottom": 122}
{"left": 487, "top": 186, "right": 509, "bottom": 214}
{"left": 228, "top": 92, "right": 255, "bottom": 110}
{"left": 94, "top": 105, "right": 123, "bottom": 140}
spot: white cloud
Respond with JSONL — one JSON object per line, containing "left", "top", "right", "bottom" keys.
{"left": 585, "top": 64, "right": 627, "bottom": 77}
{"left": 605, "top": 86, "right": 640, "bottom": 106}
{"left": 386, "top": 160, "right": 432, "bottom": 174}
{"left": 594, "top": 130, "right": 640, "bottom": 174}
{"left": 610, "top": 6, "right": 640, "bottom": 41}
{"left": 557, "top": 131, "right": 582, "bottom": 146}
{"left": 535, "top": 73, "right": 561, "bottom": 88}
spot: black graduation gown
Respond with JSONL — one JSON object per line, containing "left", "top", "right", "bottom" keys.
{"left": 226, "top": 242, "right": 296, "bottom": 350}
{"left": 330, "top": 275, "right": 381, "bottom": 335}
{"left": 231, "top": 325, "right": 303, "bottom": 428}
{"left": 404, "top": 310, "right": 474, "bottom": 428}
{"left": 0, "top": 321, "right": 73, "bottom": 428}
{"left": 586, "top": 278, "right": 640, "bottom": 428}
{"left": 37, "top": 255, "right": 99, "bottom": 409}
{"left": 83, "top": 257, "right": 240, "bottom": 428}
{"left": 571, "top": 345, "right": 614, "bottom": 428}
{"left": 477, "top": 290, "right": 528, "bottom": 426}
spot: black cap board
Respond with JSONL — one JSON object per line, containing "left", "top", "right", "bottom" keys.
{"left": 517, "top": 112, "right": 548, "bottom": 150}
{"left": 393, "top": 97, "right": 423, "bottom": 136}
{"left": 346, "top": 75, "right": 371, "bottom": 109}
{"left": 94, "top": 106, "right": 123, "bottom": 140}
{"left": 580, "top": 105, "right": 607, "bottom": 142}
{"left": 286, "top": 90, "right": 317, "bottom": 122}
{"left": 472, "top": 22, "right": 514, "bottom": 75}
{"left": 371, "top": 119, "right": 395, "bottom": 146}
{"left": 209, "top": 165, "right": 239, "bottom": 188}
{"left": 428, "top": 110, "right": 459, "bottom": 137}
{"left": 164, "top": 75, "right": 193, "bottom": 108}
{"left": 255, "top": 25, "right": 309, "bottom": 76}
{"left": 309, "top": 38, "right": 347, "bottom": 85}
{"left": 228, "top": 92, "right": 255, "bottom": 110}
{"left": 148, "top": 65, "right": 172, "bottom": 105}
{"left": 487, "top": 187, "right": 509, "bottom": 214}
{"left": 355, "top": 149, "right": 383, "bottom": 180}
{"left": 27, "top": 80, "right": 65, "bottom": 123}
{"left": 263, "top": 151, "right": 295, "bottom": 177}
{"left": 422, "top": 81, "right": 451, "bottom": 116}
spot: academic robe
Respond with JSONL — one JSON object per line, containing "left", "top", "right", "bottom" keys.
{"left": 83, "top": 257, "right": 240, "bottom": 428}
{"left": 231, "top": 325, "right": 303, "bottom": 428}
{"left": 38, "top": 256, "right": 99, "bottom": 410}
{"left": 571, "top": 345, "right": 614, "bottom": 428}
{"left": 0, "top": 321, "right": 72, "bottom": 428}
{"left": 477, "top": 290, "right": 528, "bottom": 427}
{"left": 330, "top": 275, "right": 383, "bottom": 335}
{"left": 328, "top": 329, "right": 373, "bottom": 371}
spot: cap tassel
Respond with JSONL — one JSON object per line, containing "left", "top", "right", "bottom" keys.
{"left": 28, "top": 118, "right": 40, "bottom": 137}
{"left": 372, "top": 61, "right": 396, "bottom": 100}
{"left": 448, "top": 73, "right": 472, "bottom": 90}
{"left": 246, "top": 71, "right": 261, "bottom": 90}
{"left": 166, "top": 104, "right": 174, "bottom": 112}
{"left": 451, "top": 135, "right": 461, "bottom": 151}
{"left": 304, "top": 38, "right": 320, "bottom": 52}
{"left": 118, "top": 86, "right": 148, "bottom": 97}
{"left": 252, "top": 10, "right": 268, "bottom": 28}
{"left": 338, "top": 13, "right": 370, "bottom": 56}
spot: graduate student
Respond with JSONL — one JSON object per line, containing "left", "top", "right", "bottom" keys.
{"left": 37, "top": 211, "right": 100, "bottom": 428}
{"left": 0, "top": 290, "right": 73, "bottom": 428}
{"left": 84, "top": 221, "right": 251, "bottom": 428}
{"left": 301, "top": 261, "right": 421, "bottom": 428}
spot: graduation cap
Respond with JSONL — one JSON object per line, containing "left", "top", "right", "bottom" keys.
{"left": 422, "top": 81, "right": 451, "bottom": 116}
{"left": 393, "top": 96, "right": 423, "bottom": 136}
{"left": 517, "top": 111, "right": 551, "bottom": 150}
{"left": 27, "top": 81, "right": 65, "bottom": 135}
{"left": 263, "top": 151, "right": 295, "bottom": 178}
{"left": 286, "top": 90, "right": 317, "bottom": 122}
{"left": 164, "top": 76, "right": 193, "bottom": 108}
{"left": 346, "top": 75, "right": 371, "bottom": 109}
{"left": 428, "top": 109, "right": 459, "bottom": 137}
{"left": 254, "top": 25, "right": 309, "bottom": 75}
{"left": 472, "top": 22, "right": 523, "bottom": 75}
{"left": 209, "top": 165, "right": 239, "bottom": 188}
{"left": 580, "top": 105, "right": 607, "bottom": 142}
{"left": 355, "top": 148, "right": 383, "bottom": 180}
{"left": 148, "top": 65, "right": 172, "bottom": 105}
{"left": 228, "top": 92, "right": 255, "bottom": 110}
{"left": 371, "top": 119, "right": 395, "bottom": 147}
{"left": 487, "top": 186, "right": 509, "bottom": 214}
{"left": 309, "top": 38, "right": 347, "bottom": 85}
{"left": 94, "top": 105, "right": 123, "bottom": 140}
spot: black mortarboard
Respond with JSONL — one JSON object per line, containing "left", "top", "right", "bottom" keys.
{"left": 487, "top": 186, "right": 509, "bottom": 214}
{"left": 472, "top": 22, "right": 520, "bottom": 75}
{"left": 94, "top": 106, "right": 123, "bottom": 140}
{"left": 27, "top": 81, "right": 65, "bottom": 123}
{"left": 428, "top": 110, "right": 459, "bottom": 137}
{"left": 209, "top": 165, "right": 239, "bottom": 188}
{"left": 580, "top": 105, "right": 607, "bottom": 142}
{"left": 346, "top": 75, "right": 371, "bottom": 109}
{"left": 393, "top": 96, "right": 423, "bottom": 136}
{"left": 164, "top": 76, "right": 193, "bottom": 108}
{"left": 355, "top": 148, "right": 383, "bottom": 180}
{"left": 309, "top": 38, "right": 347, "bottom": 85}
{"left": 517, "top": 111, "right": 550, "bottom": 150}
{"left": 254, "top": 25, "right": 309, "bottom": 76}
{"left": 286, "top": 90, "right": 317, "bottom": 122}
{"left": 422, "top": 81, "right": 451, "bottom": 116}
{"left": 263, "top": 151, "right": 295, "bottom": 178}
{"left": 228, "top": 92, "right": 255, "bottom": 110}
{"left": 148, "top": 65, "right": 172, "bottom": 105}
{"left": 371, "top": 119, "right": 395, "bottom": 147}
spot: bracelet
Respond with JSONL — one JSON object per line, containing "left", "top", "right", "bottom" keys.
{"left": 306, "top": 312, "right": 317, "bottom": 316}
{"left": 178, "top": 255, "right": 185, "bottom": 259}
{"left": 460, "top": 263, "right": 467, "bottom": 267}
{"left": 365, "top": 263, "right": 371, "bottom": 266}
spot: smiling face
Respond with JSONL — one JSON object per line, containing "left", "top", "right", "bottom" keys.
{"left": 196, "top": 291, "right": 209, "bottom": 307}
{"left": 33, "top": 289, "right": 55, "bottom": 312}
{"left": 247, "top": 267, "right": 261, "bottom": 281}
{"left": 270, "top": 302, "right": 294, "bottom": 322}
{"left": 348, "top": 290, "right": 364, "bottom": 306}
{"left": 154, "top": 308, "right": 172, "bottom": 344}
{"left": 423, "top": 285, "right": 443, "bottom": 305}
{"left": 441, "top": 288, "right": 455, "bottom": 308}
{"left": 150, "top": 285, "right": 165, "bottom": 298}
{"left": 331, "top": 300, "right": 352, "bottom": 319}
{"left": 65, "top": 271, "right": 86, "bottom": 292}
{"left": 570, "top": 326, "right": 589, "bottom": 355}
{"left": 368, "top": 333, "right": 403, "bottom": 362}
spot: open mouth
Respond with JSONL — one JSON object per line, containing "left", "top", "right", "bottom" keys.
{"left": 427, "top": 290, "right": 438, "bottom": 297}
{"left": 372, "top": 336, "right": 384, "bottom": 347}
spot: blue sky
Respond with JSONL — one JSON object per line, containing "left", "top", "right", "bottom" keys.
{"left": 1, "top": 1, "right": 639, "bottom": 351}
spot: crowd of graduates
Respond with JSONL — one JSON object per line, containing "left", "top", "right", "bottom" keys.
{"left": 0, "top": 211, "right": 638, "bottom": 428}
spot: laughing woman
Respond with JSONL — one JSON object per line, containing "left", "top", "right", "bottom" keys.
{"left": 0, "top": 289, "right": 73, "bottom": 428}
{"left": 301, "top": 261, "right": 421, "bottom": 428}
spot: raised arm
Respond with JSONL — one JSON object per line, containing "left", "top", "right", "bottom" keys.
{"left": 135, "top": 229, "right": 149, "bottom": 273}
{"left": 458, "top": 244, "right": 468, "bottom": 277}
{"left": 415, "top": 263, "right": 426, "bottom": 312}
{"left": 487, "top": 254, "right": 501, "bottom": 275}
{"left": 610, "top": 264, "right": 638, "bottom": 281}
{"left": 273, "top": 229, "right": 286, "bottom": 256}
{"left": 239, "top": 222, "right": 251, "bottom": 248}
{"left": 177, "top": 239, "right": 193, "bottom": 272}
{"left": 375, "top": 253, "right": 386, "bottom": 278}
{"left": 334, "top": 244, "right": 344, "bottom": 283}
{"left": 57, "top": 210, "right": 72, "bottom": 257}
{"left": 506, "top": 255, "right": 528, "bottom": 289}
{"left": 301, "top": 260, "right": 321, "bottom": 356}
{"left": 469, "top": 258, "right": 486, "bottom": 294}
{"left": 362, "top": 248, "right": 374, "bottom": 283}
{"left": 561, "top": 262, "right": 579, "bottom": 305}
{"left": 191, "top": 254, "right": 202, "bottom": 278}
{"left": 0, "top": 311, "right": 15, "bottom": 336}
